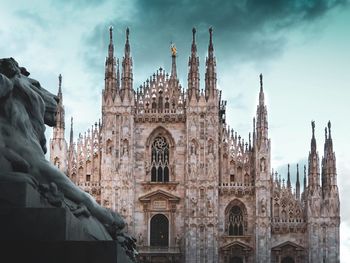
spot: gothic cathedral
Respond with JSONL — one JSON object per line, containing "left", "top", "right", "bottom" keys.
{"left": 50, "top": 27, "right": 340, "bottom": 263}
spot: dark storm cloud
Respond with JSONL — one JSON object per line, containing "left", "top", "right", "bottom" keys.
{"left": 82, "top": 0, "right": 348, "bottom": 86}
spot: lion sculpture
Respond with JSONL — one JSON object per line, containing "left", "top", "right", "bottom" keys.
{"left": 0, "top": 58, "right": 136, "bottom": 261}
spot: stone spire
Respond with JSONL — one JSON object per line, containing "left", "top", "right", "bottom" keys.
{"left": 296, "top": 164, "right": 300, "bottom": 199}
{"left": 322, "top": 121, "right": 337, "bottom": 192}
{"left": 58, "top": 73, "right": 62, "bottom": 101}
{"left": 125, "top": 27, "right": 130, "bottom": 56}
{"left": 308, "top": 121, "right": 320, "bottom": 190}
{"left": 104, "top": 26, "right": 117, "bottom": 96}
{"left": 116, "top": 58, "right": 120, "bottom": 91}
{"left": 69, "top": 117, "right": 74, "bottom": 146}
{"left": 303, "top": 165, "right": 307, "bottom": 193}
{"left": 121, "top": 27, "right": 133, "bottom": 101}
{"left": 326, "top": 121, "right": 333, "bottom": 153}
{"left": 108, "top": 26, "right": 114, "bottom": 58}
{"left": 50, "top": 74, "right": 68, "bottom": 174}
{"left": 256, "top": 74, "right": 268, "bottom": 149}
{"left": 311, "top": 120, "right": 317, "bottom": 153}
{"left": 55, "top": 74, "right": 65, "bottom": 131}
{"left": 287, "top": 164, "right": 291, "bottom": 189}
{"left": 188, "top": 28, "right": 199, "bottom": 101}
{"left": 259, "top": 73, "right": 264, "bottom": 105}
{"left": 170, "top": 42, "right": 177, "bottom": 79}
{"left": 205, "top": 27, "right": 217, "bottom": 100}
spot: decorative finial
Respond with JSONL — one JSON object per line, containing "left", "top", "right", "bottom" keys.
{"left": 59, "top": 74, "right": 62, "bottom": 88}
{"left": 287, "top": 163, "right": 291, "bottom": 188}
{"left": 69, "top": 116, "right": 74, "bottom": 145}
{"left": 259, "top": 73, "right": 263, "bottom": 91}
{"left": 249, "top": 132, "right": 251, "bottom": 148}
{"left": 192, "top": 27, "right": 196, "bottom": 40}
{"left": 208, "top": 27, "right": 213, "bottom": 49}
{"left": 303, "top": 165, "right": 307, "bottom": 189}
{"left": 328, "top": 120, "right": 332, "bottom": 138}
{"left": 311, "top": 120, "right": 315, "bottom": 136}
{"left": 126, "top": 27, "right": 129, "bottom": 40}
{"left": 109, "top": 26, "right": 113, "bottom": 41}
{"left": 296, "top": 164, "right": 300, "bottom": 181}
{"left": 170, "top": 42, "right": 177, "bottom": 56}
{"left": 124, "top": 27, "right": 130, "bottom": 56}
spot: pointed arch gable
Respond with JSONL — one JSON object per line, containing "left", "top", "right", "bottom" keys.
{"left": 146, "top": 126, "right": 175, "bottom": 148}
{"left": 221, "top": 240, "right": 253, "bottom": 251}
{"left": 225, "top": 199, "right": 247, "bottom": 215}
{"left": 271, "top": 241, "right": 305, "bottom": 251}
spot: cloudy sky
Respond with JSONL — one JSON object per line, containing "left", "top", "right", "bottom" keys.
{"left": 1, "top": 0, "right": 349, "bottom": 258}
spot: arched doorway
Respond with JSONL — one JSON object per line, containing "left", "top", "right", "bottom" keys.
{"left": 281, "top": 256, "right": 294, "bottom": 263}
{"left": 150, "top": 214, "right": 169, "bottom": 247}
{"left": 230, "top": 256, "right": 243, "bottom": 263}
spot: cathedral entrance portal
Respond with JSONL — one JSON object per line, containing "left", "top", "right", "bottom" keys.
{"left": 230, "top": 256, "right": 243, "bottom": 263}
{"left": 150, "top": 214, "right": 169, "bottom": 247}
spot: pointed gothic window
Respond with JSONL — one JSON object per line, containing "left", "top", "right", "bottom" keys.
{"left": 228, "top": 206, "right": 244, "bottom": 236}
{"left": 151, "top": 136, "right": 169, "bottom": 182}
{"left": 152, "top": 99, "right": 157, "bottom": 111}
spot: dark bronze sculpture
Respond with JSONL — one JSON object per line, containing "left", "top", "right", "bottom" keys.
{"left": 0, "top": 58, "right": 137, "bottom": 262}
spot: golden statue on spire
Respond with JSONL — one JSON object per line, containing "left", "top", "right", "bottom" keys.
{"left": 170, "top": 42, "right": 177, "bottom": 56}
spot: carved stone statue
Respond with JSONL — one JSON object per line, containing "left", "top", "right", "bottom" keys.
{"left": 144, "top": 161, "right": 150, "bottom": 175}
{"left": 260, "top": 158, "right": 266, "bottom": 172}
{"left": 260, "top": 197, "right": 267, "bottom": 214}
{"left": 0, "top": 58, "right": 137, "bottom": 261}
{"left": 175, "top": 233, "right": 181, "bottom": 247}
{"left": 138, "top": 233, "right": 144, "bottom": 246}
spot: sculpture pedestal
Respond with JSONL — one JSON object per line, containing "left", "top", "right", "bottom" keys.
{"left": 0, "top": 182, "right": 133, "bottom": 263}
{"left": 0, "top": 207, "right": 89, "bottom": 241}
{"left": 0, "top": 241, "right": 119, "bottom": 263}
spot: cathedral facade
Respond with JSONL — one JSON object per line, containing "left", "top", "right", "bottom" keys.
{"left": 50, "top": 27, "right": 340, "bottom": 263}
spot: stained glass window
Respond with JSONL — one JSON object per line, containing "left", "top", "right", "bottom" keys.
{"left": 151, "top": 136, "right": 169, "bottom": 182}
{"left": 228, "top": 206, "right": 244, "bottom": 236}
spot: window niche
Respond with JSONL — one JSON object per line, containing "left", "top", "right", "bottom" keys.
{"left": 226, "top": 200, "right": 248, "bottom": 237}
{"left": 228, "top": 206, "right": 244, "bottom": 236}
{"left": 151, "top": 136, "right": 170, "bottom": 183}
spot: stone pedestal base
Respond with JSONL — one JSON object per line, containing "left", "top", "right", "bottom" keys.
{"left": 0, "top": 241, "right": 118, "bottom": 263}
{"left": 0, "top": 182, "right": 134, "bottom": 263}
{"left": 0, "top": 207, "right": 89, "bottom": 241}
